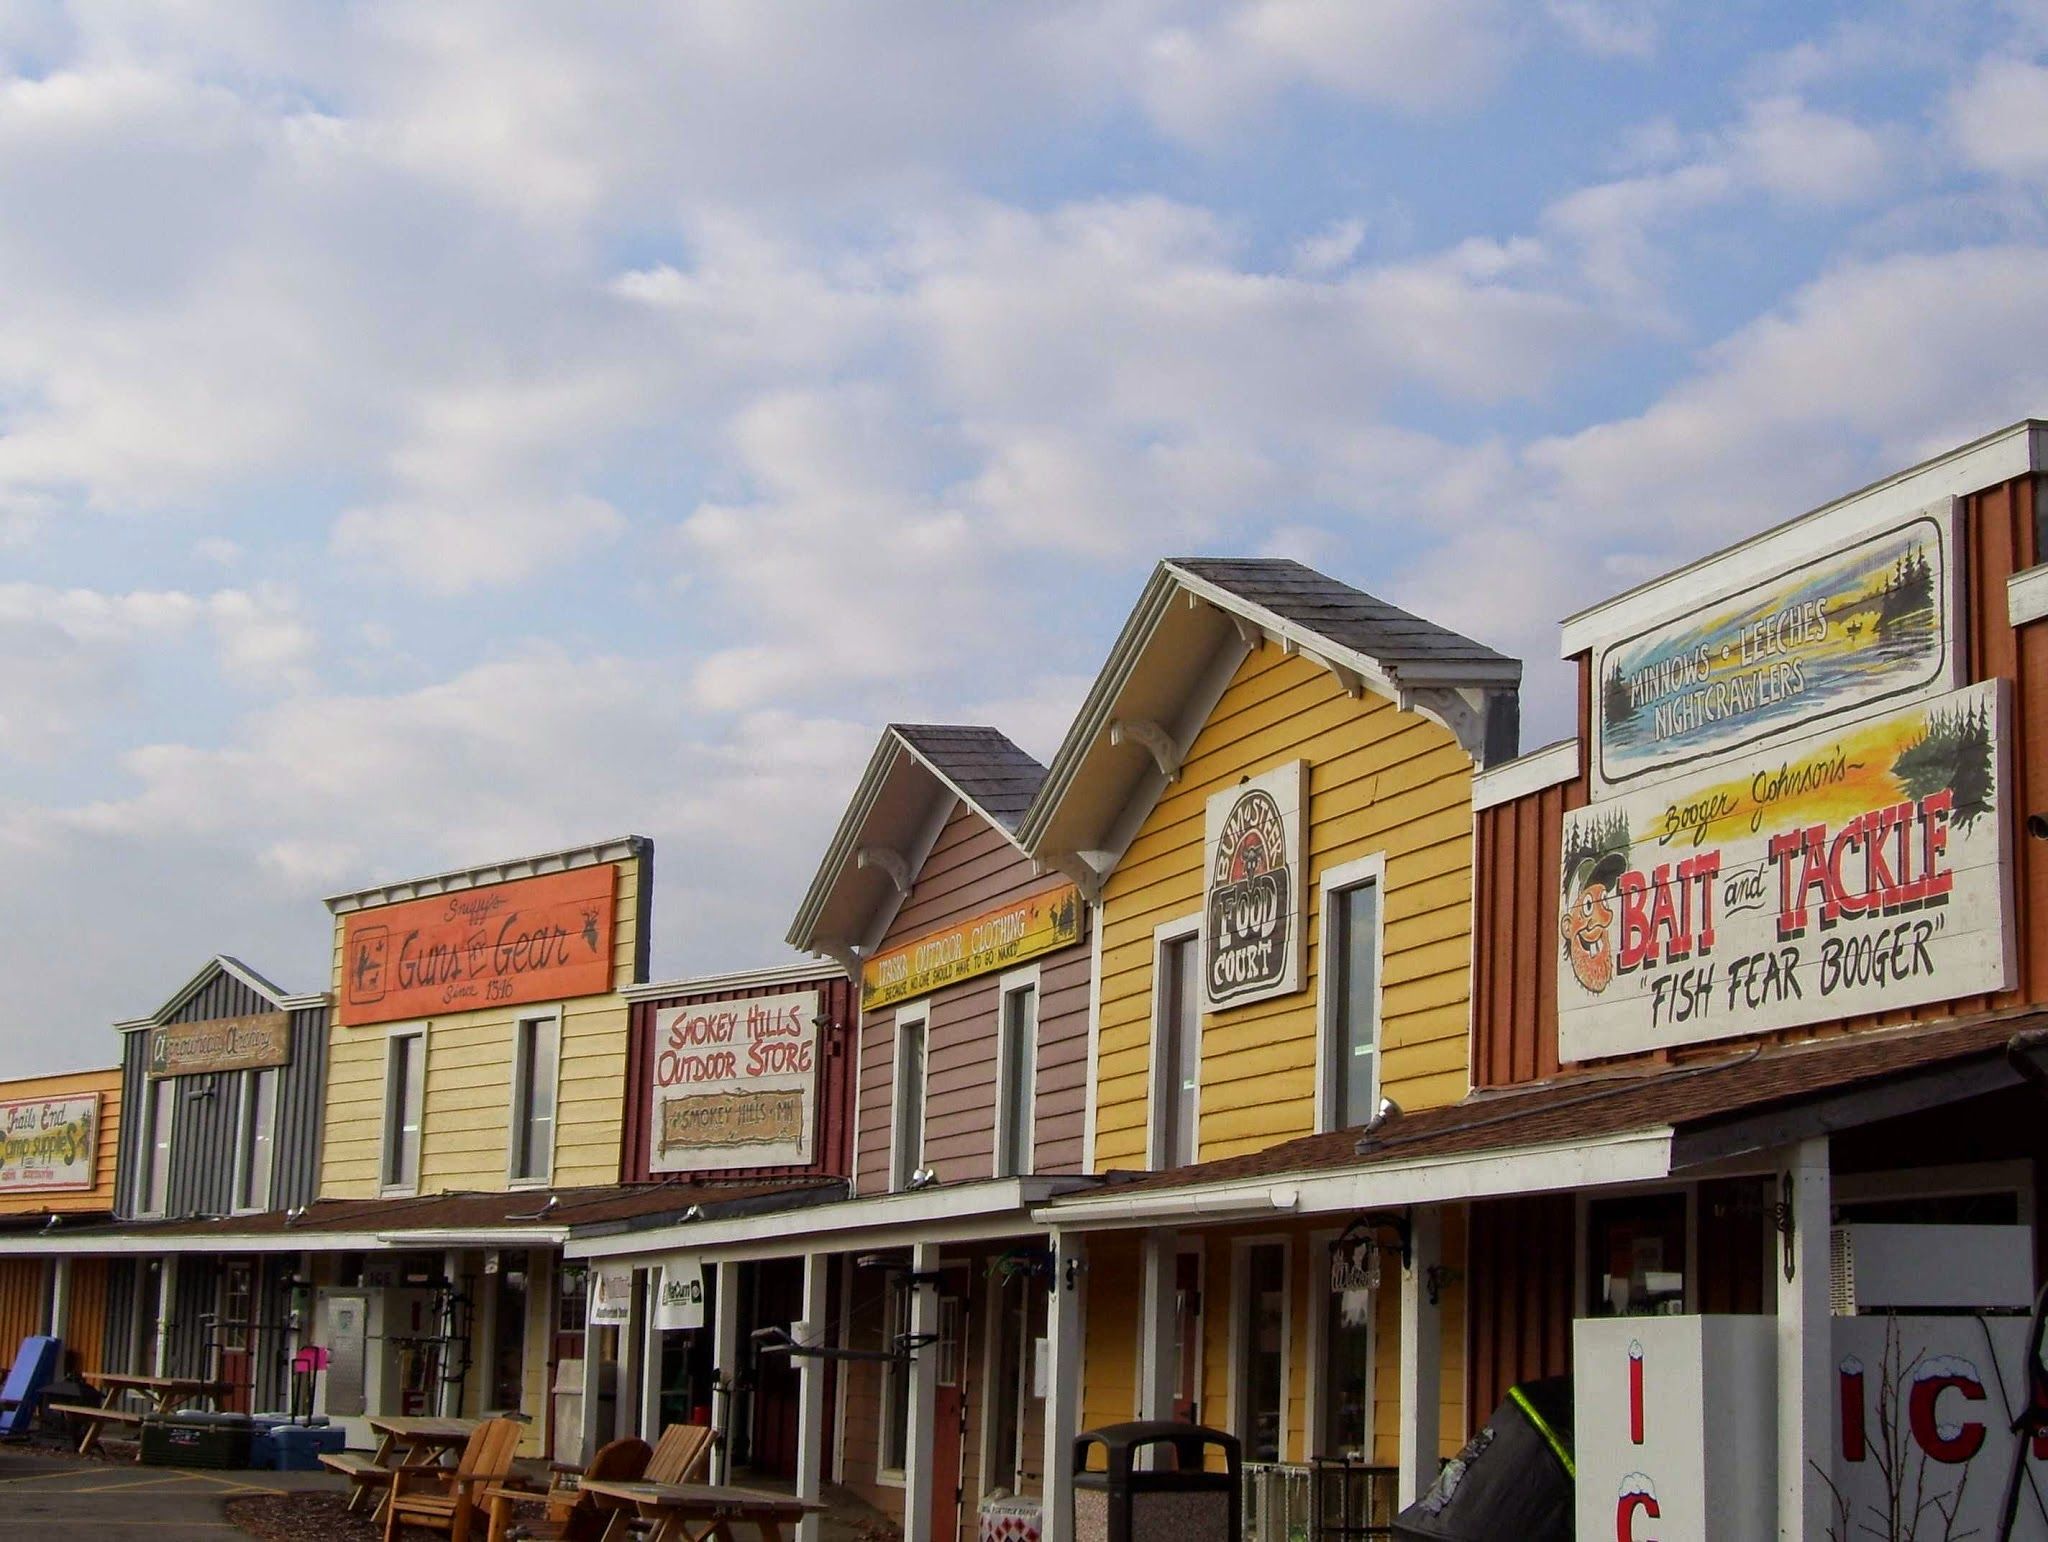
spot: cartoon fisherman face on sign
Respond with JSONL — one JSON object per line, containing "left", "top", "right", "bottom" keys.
{"left": 1559, "top": 813, "right": 1631, "bottom": 994}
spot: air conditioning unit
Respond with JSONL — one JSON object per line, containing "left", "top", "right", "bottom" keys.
{"left": 1829, "top": 1224, "right": 2034, "bottom": 1313}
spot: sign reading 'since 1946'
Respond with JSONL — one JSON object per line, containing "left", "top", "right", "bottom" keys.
{"left": 1557, "top": 679, "right": 2012, "bottom": 1063}
{"left": 339, "top": 864, "right": 619, "bottom": 1026}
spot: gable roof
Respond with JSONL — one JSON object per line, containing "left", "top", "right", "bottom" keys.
{"left": 115, "top": 954, "right": 323, "bottom": 1031}
{"left": 786, "top": 724, "right": 1048, "bottom": 968}
{"left": 1019, "top": 557, "right": 1521, "bottom": 894}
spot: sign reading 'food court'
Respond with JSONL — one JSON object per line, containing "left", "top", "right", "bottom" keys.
{"left": 1203, "top": 760, "right": 1307, "bottom": 1010}
{"left": 0, "top": 1094, "right": 98, "bottom": 1193}
{"left": 861, "top": 884, "right": 1082, "bottom": 1012}
{"left": 339, "top": 864, "right": 618, "bottom": 1026}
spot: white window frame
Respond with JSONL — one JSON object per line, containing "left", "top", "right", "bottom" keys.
{"left": 876, "top": 1272, "right": 914, "bottom": 1484}
{"left": 381, "top": 1026, "right": 427, "bottom": 1197}
{"left": 506, "top": 1007, "right": 563, "bottom": 1188}
{"left": 230, "top": 1067, "right": 281, "bottom": 1215}
{"left": 1227, "top": 1234, "right": 1293, "bottom": 1465}
{"left": 133, "top": 1075, "right": 177, "bottom": 1219}
{"left": 992, "top": 965, "right": 1041, "bottom": 1179}
{"left": 889, "top": 1003, "right": 931, "bottom": 1193}
{"left": 1149, "top": 913, "right": 1204, "bottom": 1171}
{"left": 1305, "top": 1225, "right": 1378, "bottom": 1460}
{"left": 1314, "top": 852, "right": 1388, "bottom": 1135}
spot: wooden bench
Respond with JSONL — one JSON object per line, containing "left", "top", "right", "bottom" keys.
{"left": 46, "top": 1402, "right": 144, "bottom": 1456}
{"left": 319, "top": 1450, "right": 399, "bottom": 1513}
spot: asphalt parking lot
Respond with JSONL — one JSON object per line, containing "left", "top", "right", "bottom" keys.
{"left": 0, "top": 1444, "right": 338, "bottom": 1539}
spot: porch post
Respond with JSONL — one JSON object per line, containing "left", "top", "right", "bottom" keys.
{"left": 47, "top": 1257, "right": 72, "bottom": 1344}
{"left": 440, "top": 1249, "right": 464, "bottom": 1418}
{"left": 1777, "top": 1137, "right": 1831, "bottom": 1540}
{"left": 1396, "top": 1206, "right": 1442, "bottom": 1508}
{"left": 712, "top": 1260, "right": 742, "bottom": 1484}
{"left": 154, "top": 1254, "right": 178, "bottom": 1377}
{"left": 902, "top": 1241, "right": 941, "bottom": 1542}
{"left": 795, "top": 1252, "right": 829, "bottom": 1542}
{"left": 579, "top": 1303, "right": 603, "bottom": 1464}
{"left": 1040, "top": 1230, "right": 1086, "bottom": 1542}
{"left": 1137, "top": 1228, "right": 1178, "bottom": 1424}
{"left": 637, "top": 1266, "right": 662, "bottom": 1438}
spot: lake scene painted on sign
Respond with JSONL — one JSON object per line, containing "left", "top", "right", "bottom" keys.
{"left": 1595, "top": 512, "right": 1951, "bottom": 790}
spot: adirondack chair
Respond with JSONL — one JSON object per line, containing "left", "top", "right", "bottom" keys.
{"left": 495, "top": 1436, "right": 651, "bottom": 1542}
{"left": 384, "top": 1417, "right": 529, "bottom": 1542}
{"left": 642, "top": 1421, "right": 714, "bottom": 1485}
{"left": 0, "top": 1336, "right": 60, "bottom": 1440}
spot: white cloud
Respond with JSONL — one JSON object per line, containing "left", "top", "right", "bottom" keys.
{"left": 1544, "top": 0, "right": 1666, "bottom": 60}
{"left": 332, "top": 495, "right": 625, "bottom": 595}
{"left": 1949, "top": 58, "right": 2048, "bottom": 183}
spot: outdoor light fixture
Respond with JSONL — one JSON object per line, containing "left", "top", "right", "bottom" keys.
{"left": 1354, "top": 1096, "right": 1402, "bottom": 1152}
{"left": 2029, "top": 812, "right": 2048, "bottom": 841}
{"left": 907, "top": 1166, "right": 939, "bottom": 1190}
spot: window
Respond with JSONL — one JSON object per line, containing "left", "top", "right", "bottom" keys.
{"left": 1586, "top": 1191, "right": 1688, "bottom": 1317}
{"left": 891, "top": 1009, "right": 928, "bottom": 1192}
{"left": 1318, "top": 1236, "right": 1374, "bottom": 1458}
{"left": 508, "top": 1012, "right": 560, "bottom": 1184}
{"left": 1236, "top": 1241, "right": 1288, "bottom": 1463}
{"left": 993, "top": 972, "right": 1038, "bottom": 1179}
{"left": 1153, "top": 923, "right": 1201, "bottom": 1168}
{"left": 879, "top": 1277, "right": 913, "bottom": 1474}
{"left": 233, "top": 1069, "right": 279, "bottom": 1213}
{"left": 135, "top": 1077, "right": 176, "bottom": 1216}
{"left": 1319, "top": 859, "right": 1384, "bottom": 1133}
{"left": 382, "top": 1030, "right": 425, "bottom": 1193}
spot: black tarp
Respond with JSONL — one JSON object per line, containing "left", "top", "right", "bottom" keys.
{"left": 1391, "top": 1377, "right": 1575, "bottom": 1542}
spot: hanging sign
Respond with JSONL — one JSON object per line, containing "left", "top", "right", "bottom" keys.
{"left": 1203, "top": 760, "right": 1308, "bottom": 1010}
{"left": 1591, "top": 504, "right": 1957, "bottom": 793}
{"left": 650, "top": 991, "right": 820, "bottom": 1172}
{"left": 590, "top": 1265, "right": 633, "bottom": 1327}
{"left": 338, "top": 864, "right": 618, "bottom": 1026}
{"left": 1557, "top": 679, "right": 2012, "bottom": 1062}
{"left": 654, "top": 1256, "right": 707, "bottom": 1331}
{"left": 861, "top": 884, "right": 1082, "bottom": 1012}
{"left": 149, "top": 1011, "right": 292, "bottom": 1078}
{"left": 0, "top": 1094, "right": 98, "bottom": 1192}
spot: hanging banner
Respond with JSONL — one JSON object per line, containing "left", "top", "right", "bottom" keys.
{"left": 590, "top": 1265, "right": 633, "bottom": 1327}
{"left": 338, "top": 864, "right": 618, "bottom": 1026}
{"left": 650, "top": 991, "right": 819, "bottom": 1173}
{"left": 1591, "top": 503, "right": 1957, "bottom": 793}
{"left": 1203, "top": 760, "right": 1308, "bottom": 1010}
{"left": 149, "top": 1011, "right": 291, "bottom": 1079}
{"left": 0, "top": 1094, "right": 98, "bottom": 1192}
{"left": 1558, "top": 679, "right": 2012, "bottom": 1062}
{"left": 654, "top": 1256, "right": 707, "bottom": 1331}
{"left": 861, "top": 884, "right": 1082, "bottom": 1012}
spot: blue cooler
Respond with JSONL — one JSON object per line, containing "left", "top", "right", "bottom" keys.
{"left": 271, "top": 1423, "right": 346, "bottom": 1472}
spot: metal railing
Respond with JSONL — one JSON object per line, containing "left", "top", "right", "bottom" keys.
{"left": 1243, "top": 1460, "right": 1399, "bottom": 1541}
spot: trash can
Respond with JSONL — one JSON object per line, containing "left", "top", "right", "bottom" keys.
{"left": 1073, "top": 1421, "right": 1241, "bottom": 1542}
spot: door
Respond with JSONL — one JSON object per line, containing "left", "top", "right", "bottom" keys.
{"left": 749, "top": 1261, "right": 802, "bottom": 1478}
{"left": 930, "top": 1290, "right": 967, "bottom": 1542}
{"left": 218, "top": 1262, "right": 258, "bottom": 1413}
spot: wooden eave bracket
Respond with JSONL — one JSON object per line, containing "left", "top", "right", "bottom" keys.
{"left": 1397, "top": 685, "right": 1509, "bottom": 766}
{"left": 855, "top": 846, "right": 913, "bottom": 896}
{"left": 1041, "top": 851, "right": 1105, "bottom": 904}
{"left": 1108, "top": 718, "right": 1181, "bottom": 781}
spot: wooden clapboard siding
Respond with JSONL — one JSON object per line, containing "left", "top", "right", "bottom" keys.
{"left": 1092, "top": 646, "right": 1478, "bottom": 1172}
{"left": 0, "top": 1065, "right": 121, "bottom": 1217}
{"left": 319, "top": 850, "right": 647, "bottom": 1197}
{"left": 1078, "top": 1232, "right": 1140, "bottom": 1447}
{"left": 0, "top": 1258, "right": 45, "bottom": 1360}
{"left": 1471, "top": 472, "right": 2048, "bottom": 1086}
{"left": 66, "top": 1258, "right": 110, "bottom": 1377}
{"left": 853, "top": 802, "right": 1090, "bottom": 1196}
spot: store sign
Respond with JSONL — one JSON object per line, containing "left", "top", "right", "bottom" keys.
{"left": 861, "top": 884, "right": 1082, "bottom": 1012}
{"left": 650, "top": 990, "right": 819, "bottom": 1172}
{"left": 338, "top": 863, "right": 619, "bottom": 1026}
{"left": 1203, "top": 760, "right": 1307, "bottom": 1010}
{"left": 1592, "top": 504, "right": 1957, "bottom": 793}
{"left": 590, "top": 1265, "right": 633, "bottom": 1326}
{"left": 654, "top": 1256, "right": 706, "bottom": 1331}
{"left": 1558, "top": 680, "right": 2011, "bottom": 1062}
{"left": 0, "top": 1094, "right": 98, "bottom": 1192}
{"left": 149, "top": 1011, "right": 291, "bottom": 1079}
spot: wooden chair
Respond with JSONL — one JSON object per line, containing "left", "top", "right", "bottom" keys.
{"left": 642, "top": 1422, "right": 714, "bottom": 1485}
{"left": 495, "top": 1436, "right": 650, "bottom": 1542}
{"left": 385, "top": 1417, "right": 529, "bottom": 1542}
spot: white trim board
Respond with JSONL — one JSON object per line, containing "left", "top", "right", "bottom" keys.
{"left": 623, "top": 960, "right": 844, "bottom": 1004}
{"left": 1471, "top": 739, "right": 1579, "bottom": 812}
{"left": 1314, "top": 852, "right": 1387, "bottom": 1136}
{"left": 2011, "top": 563, "right": 2048, "bottom": 628}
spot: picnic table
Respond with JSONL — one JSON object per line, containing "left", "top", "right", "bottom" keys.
{"left": 51, "top": 1371, "right": 231, "bottom": 1455}
{"left": 323, "top": 1414, "right": 483, "bottom": 1516}
{"left": 576, "top": 1479, "right": 822, "bottom": 1542}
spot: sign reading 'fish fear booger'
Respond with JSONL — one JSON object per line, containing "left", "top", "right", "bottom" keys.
{"left": 1557, "top": 680, "right": 2012, "bottom": 1062}
{"left": 1204, "top": 760, "right": 1307, "bottom": 1010}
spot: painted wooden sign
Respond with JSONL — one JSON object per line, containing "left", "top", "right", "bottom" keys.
{"left": 1203, "top": 759, "right": 1307, "bottom": 1010}
{"left": 338, "top": 864, "right": 618, "bottom": 1026}
{"left": 861, "top": 884, "right": 1082, "bottom": 1012}
{"left": 149, "top": 1011, "right": 291, "bottom": 1079}
{"left": 650, "top": 990, "right": 818, "bottom": 1172}
{"left": 590, "top": 1265, "right": 633, "bottom": 1326}
{"left": 1558, "top": 680, "right": 2011, "bottom": 1062}
{"left": 654, "top": 1255, "right": 706, "bottom": 1331}
{"left": 0, "top": 1094, "right": 98, "bottom": 1192}
{"left": 1592, "top": 505, "right": 1956, "bottom": 793}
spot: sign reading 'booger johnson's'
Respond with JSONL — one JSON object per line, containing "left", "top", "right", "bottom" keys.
{"left": 861, "top": 885, "right": 1082, "bottom": 1012}
{"left": 339, "top": 865, "right": 618, "bottom": 1026}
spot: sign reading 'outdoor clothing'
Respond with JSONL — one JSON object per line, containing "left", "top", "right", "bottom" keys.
{"left": 861, "top": 885, "right": 1082, "bottom": 1012}
{"left": 149, "top": 1011, "right": 292, "bottom": 1079}
{"left": 654, "top": 1256, "right": 706, "bottom": 1331}
{"left": 1556, "top": 679, "right": 2011, "bottom": 1062}
{"left": 338, "top": 864, "right": 618, "bottom": 1026}
{"left": 1591, "top": 503, "right": 1957, "bottom": 794}
{"left": 650, "top": 990, "right": 819, "bottom": 1172}
{"left": 0, "top": 1094, "right": 97, "bottom": 1192}
{"left": 1203, "top": 760, "right": 1307, "bottom": 1010}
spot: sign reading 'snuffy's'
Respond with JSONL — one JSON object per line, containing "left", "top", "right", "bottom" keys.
{"left": 339, "top": 865, "right": 618, "bottom": 1026}
{"left": 1204, "top": 760, "right": 1307, "bottom": 1010}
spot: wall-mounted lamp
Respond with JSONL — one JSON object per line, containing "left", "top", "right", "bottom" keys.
{"left": 2028, "top": 812, "right": 2048, "bottom": 842}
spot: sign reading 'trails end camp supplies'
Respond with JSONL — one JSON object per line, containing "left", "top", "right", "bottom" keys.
{"left": 1204, "top": 760, "right": 1307, "bottom": 1010}
{"left": 1557, "top": 680, "right": 2012, "bottom": 1062}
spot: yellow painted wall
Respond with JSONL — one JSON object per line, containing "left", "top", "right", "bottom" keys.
{"left": 0, "top": 1065, "right": 122, "bottom": 1216}
{"left": 1092, "top": 644, "right": 1477, "bottom": 1172}
{"left": 318, "top": 852, "right": 644, "bottom": 1197}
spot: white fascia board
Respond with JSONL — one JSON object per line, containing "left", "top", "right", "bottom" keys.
{"left": 889, "top": 731, "right": 1036, "bottom": 861}
{"left": 2011, "top": 563, "right": 2048, "bottom": 628}
{"left": 3, "top": 1229, "right": 393, "bottom": 1257}
{"left": 624, "top": 960, "right": 845, "bottom": 1005}
{"left": 1559, "top": 420, "right": 2043, "bottom": 659}
{"left": 1471, "top": 738, "right": 1581, "bottom": 812}
{"left": 374, "top": 1227, "right": 570, "bottom": 1248}
{"left": 786, "top": 732, "right": 904, "bottom": 951}
{"left": 326, "top": 834, "right": 650, "bottom": 915}
{"left": 1032, "top": 1129, "right": 1674, "bottom": 1231}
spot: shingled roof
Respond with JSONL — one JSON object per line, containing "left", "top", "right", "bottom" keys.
{"left": 890, "top": 724, "right": 1045, "bottom": 833}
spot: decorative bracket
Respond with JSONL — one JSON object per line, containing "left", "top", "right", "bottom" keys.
{"left": 1776, "top": 1170, "right": 1797, "bottom": 1282}
{"left": 856, "top": 845, "right": 913, "bottom": 896}
{"left": 1109, "top": 718, "right": 1181, "bottom": 781}
{"left": 1336, "top": 1210, "right": 1412, "bottom": 1273}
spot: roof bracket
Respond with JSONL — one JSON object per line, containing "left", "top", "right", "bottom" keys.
{"left": 1308, "top": 650, "right": 1365, "bottom": 699}
{"left": 1045, "top": 851, "right": 1105, "bottom": 904}
{"left": 1230, "top": 615, "right": 1263, "bottom": 649}
{"left": 1398, "top": 685, "right": 1514, "bottom": 767}
{"left": 1108, "top": 718, "right": 1181, "bottom": 781}
{"left": 855, "top": 846, "right": 913, "bottom": 896}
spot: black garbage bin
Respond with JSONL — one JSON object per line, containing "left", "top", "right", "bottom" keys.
{"left": 1073, "top": 1421, "right": 1242, "bottom": 1542}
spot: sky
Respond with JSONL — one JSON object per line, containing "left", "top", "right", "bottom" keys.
{"left": 6, "top": 1, "right": 2048, "bottom": 1075}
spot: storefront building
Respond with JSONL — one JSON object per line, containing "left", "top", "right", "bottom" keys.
{"left": 1018, "top": 558, "right": 1522, "bottom": 1539}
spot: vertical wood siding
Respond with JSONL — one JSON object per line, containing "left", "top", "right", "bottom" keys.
{"left": 0, "top": 1065, "right": 121, "bottom": 1218}
{"left": 0, "top": 1259, "right": 46, "bottom": 1360}
{"left": 66, "top": 1258, "right": 110, "bottom": 1377}
{"left": 620, "top": 974, "right": 857, "bottom": 1182}
{"left": 1093, "top": 645, "right": 1478, "bottom": 1172}
{"left": 1472, "top": 475, "right": 2048, "bottom": 1084}
{"left": 1464, "top": 1194, "right": 1576, "bottom": 1425}
{"left": 101, "top": 1259, "right": 136, "bottom": 1373}
{"left": 853, "top": 802, "right": 1092, "bottom": 1196}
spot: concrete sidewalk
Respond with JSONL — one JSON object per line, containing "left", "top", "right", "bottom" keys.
{"left": 0, "top": 1443, "right": 342, "bottom": 1540}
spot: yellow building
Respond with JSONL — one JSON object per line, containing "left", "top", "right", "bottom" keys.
{"left": 0, "top": 1063, "right": 122, "bottom": 1375}
{"left": 1020, "top": 560, "right": 1519, "bottom": 1528}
